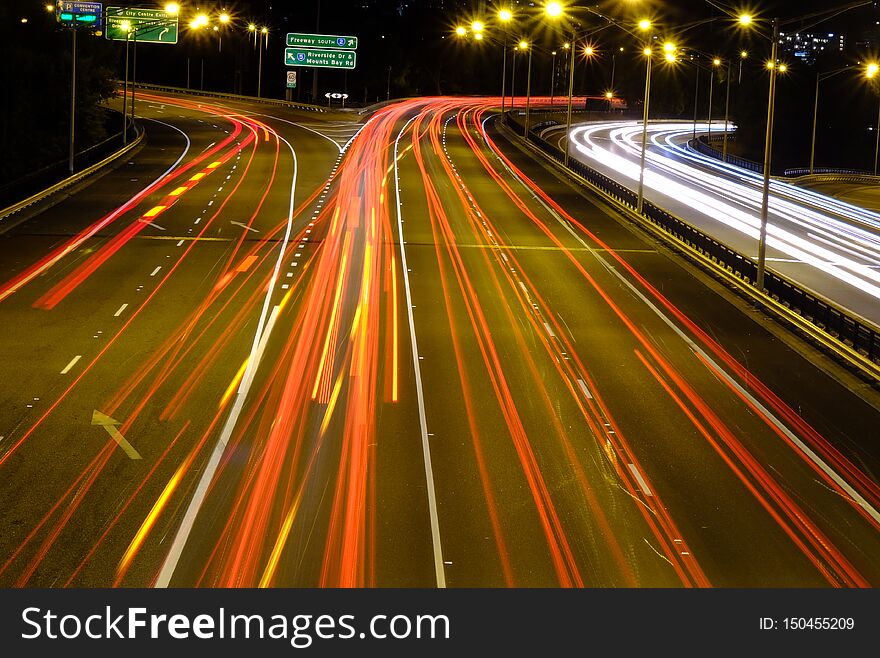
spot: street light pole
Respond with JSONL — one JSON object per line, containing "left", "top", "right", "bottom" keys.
{"left": 511, "top": 47, "right": 517, "bottom": 109}
{"left": 874, "top": 91, "right": 880, "bottom": 175}
{"left": 524, "top": 44, "right": 533, "bottom": 135}
{"left": 501, "top": 33, "right": 509, "bottom": 112}
{"left": 122, "top": 29, "right": 130, "bottom": 145}
{"left": 609, "top": 51, "right": 617, "bottom": 111}
{"left": 722, "top": 59, "right": 732, "bottom": 161}
{"left": 757, "top": 19, "right": 780, "bottom": 291}
{"left": 564, "top": 37, "right": 575, "bottom": 167}
{"left": 131, "top": 30, "right": 138, "bottom": 135}
{"left": 68, "top": 29, "right": 77, "bottom": 174}
{"left": 692, "top": 63, "right": 700, "bottom": 142}
{"left": 810, "top": 71, "right": 820, "bottom": 175}
{"left": 550, "top": 50, "right": 556, "bottom": 106}
{"left": 257, "top": 30, "right": 265, "bottom": 97}
{"left": 637, "top": 48, "right": 652, "bottom": 214}
{"left": 707, "top": 64, "right": 715, "bottom": 139}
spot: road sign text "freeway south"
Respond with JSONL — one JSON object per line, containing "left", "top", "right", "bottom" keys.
{"left": 286, "top": 33, "right": 358, "bottom": 50}
{"left": 284, "top": 48, "right": 357, "bottom": 70}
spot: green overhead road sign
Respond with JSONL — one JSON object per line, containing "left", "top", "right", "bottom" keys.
{"left": 105, "top": 7, "right": 178, "bottom": 43}
{"left": 286, "top": 33, "right": 358, "bottom": 50}
{"left": 285, "top": 48, "right": 357, "bottom": 70}
{"left": 56, "top": 1, "right": 103, "bottom": 29}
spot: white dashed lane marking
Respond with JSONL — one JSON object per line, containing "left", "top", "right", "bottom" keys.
{"left": 60, "top": 355, "right": 82, "bottom": 375}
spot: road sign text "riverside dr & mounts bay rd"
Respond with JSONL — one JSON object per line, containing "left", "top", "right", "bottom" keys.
{"left": 284, "top": 48, "right": 357, "bottom": 70}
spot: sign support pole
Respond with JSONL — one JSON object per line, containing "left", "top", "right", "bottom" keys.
{"left": 69, "top": 29, "right": 77, "bottom": 174}
{"left": 131, "top": 30, "right": 137, "bottom": 129}
{"left": 122, "top": 29, "right": 130, "bottom": 145}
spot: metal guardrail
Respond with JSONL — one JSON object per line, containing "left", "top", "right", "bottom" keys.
{"left": 133, "top": 82, "right": 327, "bottom": 113}
{"left": 781, "top": 170, "right": 880, "bottom": 186}
{"left": 0, "top": 125, "right": 146, "bottom": 231}
{"left": 689, "top": 136, "right": 764, "bottom": 173}
{"left": 506, "top": 113, "right": 880, "bottom": 382}
{"left": 690, "top": 138, "right": 880, "bottom": 185}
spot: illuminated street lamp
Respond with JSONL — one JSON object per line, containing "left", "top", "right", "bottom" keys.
{"left": 164, "top": 2, "right": 180, "bottom": 15}
{"left": 546, "top": 2, "right": 563, "bottom": 18}
{"left": 499, "top": 8, "right": 513, "bottom": 112}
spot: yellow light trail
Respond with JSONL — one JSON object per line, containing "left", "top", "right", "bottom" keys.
{"left": 219, "top": 358, "right": 250, "bottom": 409}
{"left": 116, "top": 462, "right": 187, "bottom": 577}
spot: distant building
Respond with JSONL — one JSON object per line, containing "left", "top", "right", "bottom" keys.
{"left": 852, "top": 22, "right": 880, "bottom": 52}
{"left": 778, "top": 31, "right": 845, "bottom": 63}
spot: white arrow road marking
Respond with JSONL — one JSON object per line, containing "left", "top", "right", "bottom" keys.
{"left": 92, "top": 410, "right": 141, "bottom": 460}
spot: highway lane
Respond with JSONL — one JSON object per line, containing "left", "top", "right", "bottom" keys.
{"left": 391, "top": 105, "right": 880, "bottom": 587}
{"left": 0, "top": 95, "right": 878, "bottom": 588}
{"left": 0, "top": 92, "right": 342, "bottom": 586}
{"left": 547, "top": 120, "right": 880, "bottom": 327}
{"left": 161, "top": 98, "right": 880, "bottom": 587}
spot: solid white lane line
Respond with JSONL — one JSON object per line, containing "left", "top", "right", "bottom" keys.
{"left": 577, "top": 378, "right": 593, "bottom": 399}
{"left": 394, "top": 113, "right": 447, "bottom": 588}
{"left": 60, "top": 355, "right": 82, "bottom": 375}
{"left": 627, "top": 463, "right": 654, "bottom": 497}
{"left": 114, "top": 303, "right": 129, "bottom": 317}
{"left": 155, "top": 126, "right": 301, "bottom": 588}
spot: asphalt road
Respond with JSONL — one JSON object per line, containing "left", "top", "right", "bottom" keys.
{"left": 547, "top": 120, "right": 880, "bottom": 327}
{"left": 0, "top": 94, "right": 878, "bottom": 588}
